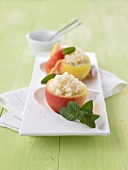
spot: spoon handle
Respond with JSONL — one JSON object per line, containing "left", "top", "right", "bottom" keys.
{"left": 49, "top": 19, "right": 81, "bottom": 41}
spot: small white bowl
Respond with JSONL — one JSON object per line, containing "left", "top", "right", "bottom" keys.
{"left": 26, "top": 30, "right": 61, "bottom": 56}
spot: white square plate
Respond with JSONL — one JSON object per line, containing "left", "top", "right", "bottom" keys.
{"left": 19, "top": 52, "right": 110, "bottom": 136}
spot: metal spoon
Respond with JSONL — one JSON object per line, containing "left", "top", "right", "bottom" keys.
{"left": 49, "top": 19, "right": 82, "bottom": 41}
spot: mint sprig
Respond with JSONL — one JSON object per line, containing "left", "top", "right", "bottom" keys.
{"left": 68, "top": 101, "right": 80, "bottom": 116}
{"left": 59, "top": 100, "right": 100, "bottom": 128}
{"left": 59, "top": 107, "right": 77, "bottom": 121}
{"left": 80, "top": 112, "right": 96, "bottom": 128}
{"left": 62, "top": 47, "right": 76, "bottom": 55}
{"left": 81, "top": 100, "right": 93, "bottom": 114}
{"left": 41, "top": 73, "right": 56, "bottom": 84}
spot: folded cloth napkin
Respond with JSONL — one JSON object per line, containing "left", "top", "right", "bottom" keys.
{"left": 0, "top": 69, "right": 127, "bottom": 132}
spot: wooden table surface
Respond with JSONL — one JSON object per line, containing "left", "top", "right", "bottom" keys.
{"left": 0, "top": 0, "right": 128, "bottom": 170}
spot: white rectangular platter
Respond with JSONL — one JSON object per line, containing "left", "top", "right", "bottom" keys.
{"left": 19, "top": 52, "right": 110, "bottom": 136}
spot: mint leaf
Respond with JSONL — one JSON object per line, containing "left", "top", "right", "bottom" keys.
{"left": 60, "top": 107, "right": 77, "bottom": 121}
{"left": 63, "top": 47, "right": 76, "bottom": 55}
{"left": 80, "top": 113, "right": 96, "bottom": 128}
{"left": 78, "top": 110, "right": 88, "bottom": 119}
{"left": 80, "top": 100, "right": 93, "bottom": 114}
{"left": 77, "top": 111, "right": 84, "bottom": 119}
{"left": 41, "top": 74, "right": 56, "bottom": 84}
{"left": 68, "top": 101, "right": 80, "bottom": 117}
{"left": 59, "top": 100, "right": 99, "bottom": 128}
{"left": 90, "top": 114, "right": 99, "bottom": 121}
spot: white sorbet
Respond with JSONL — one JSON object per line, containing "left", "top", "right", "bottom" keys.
{"left": 64, "top": 47, "right": 89, "bottom": 66}
{"left": 49, "top": 72, "right": 85, "bottom": 96}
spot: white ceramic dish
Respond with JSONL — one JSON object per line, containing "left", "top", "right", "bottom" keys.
{"left": 19, "top": 52, "right": 110, "bottom": 136}
{"left": 26, "top": 30, "right": 61, "bottom": 56}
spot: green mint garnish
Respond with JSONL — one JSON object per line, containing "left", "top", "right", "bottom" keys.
{"left": 59, "top": 107, "right": 77, "bottom": 121}
{"left": 59, "top": 100, "right": 100, "bottom": 128}
{"left": 41, "top": 73, "right": 56, "bottom": 84}
{"left": 68, "top": 101, "right": 80, "bottom": 115}
{"left": 80, "top": 100, "right": 93, "bottom": 114}
{"left": 90, "top": 114, "right": 100, "bottom": 121}
{"left": 80, "top": 113, "right": 96, "bottom": 128}
{"left": 62, "top": 47, "right": 76, "bottom": 55}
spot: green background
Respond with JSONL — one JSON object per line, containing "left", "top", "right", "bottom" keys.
{"left": 0, "top": 0, "right": 128, "bottom": 170}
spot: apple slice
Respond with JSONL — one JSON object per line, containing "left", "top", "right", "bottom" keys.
{"left": 50, "top": 43, "right": 61, "bottom": 57}
{"left": 44, "top": 45, "right": 65, "bottom": 74}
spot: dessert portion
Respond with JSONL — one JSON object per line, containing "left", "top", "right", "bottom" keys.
{"left": 45, "top": 72, "right": 88, "bottom": 113}
{"left": 49, "top": 72, "right": 85, "bottom": 96}
{"left": 64, "top": 47, "right": 89, "bottom": 66}
{"left": 44, "top": 44, "right": 91, "bottom": 80}
{"left": 58, "top": 47, "right": 91, "bottom": 80}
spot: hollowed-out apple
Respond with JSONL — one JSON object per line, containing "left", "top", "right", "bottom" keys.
{"left": 45, "top": 79, "right": 88, "bottom": 113}
{"left": 57, "top": 59, "right": 91, "bottom": 80}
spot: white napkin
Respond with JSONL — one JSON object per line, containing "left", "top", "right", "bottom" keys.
{"left": 99, "top": 69, "right": 127, "bottom": 98}
{"left": 0, "top": 69, "right": 127, "bottom": 132}
{"left": 0, "top": 88, "right": 28, "bottom": 132}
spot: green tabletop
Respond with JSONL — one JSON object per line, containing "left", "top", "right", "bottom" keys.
{"left": 0, "top": 0, "right": 128, "bottom": 170}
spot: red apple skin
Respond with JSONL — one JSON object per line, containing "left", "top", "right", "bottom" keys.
{"left": 44, "top": 48, "right": 65, "bottom": 74}
{"left": 45, "top": 79, "right": 88, "bottom": 113}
